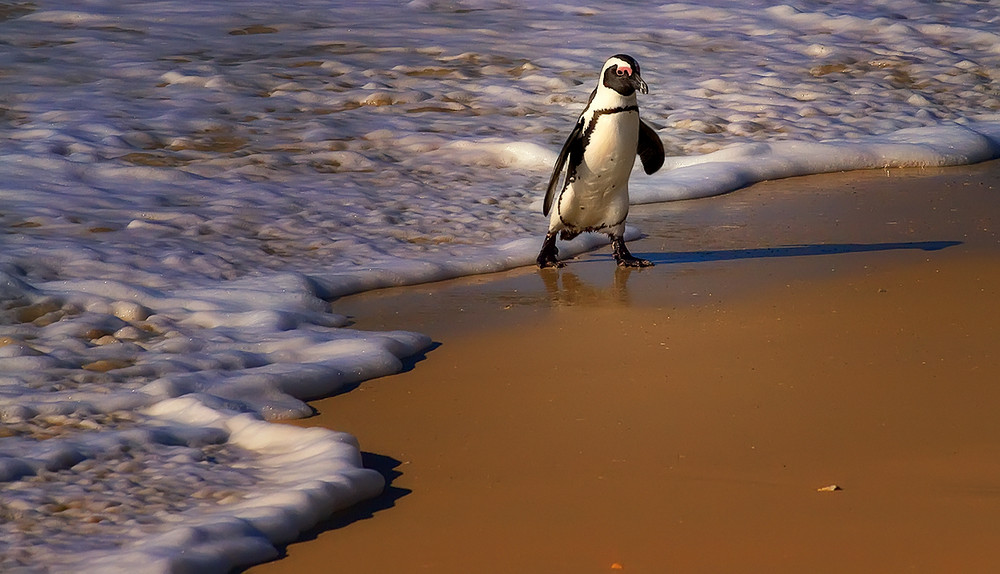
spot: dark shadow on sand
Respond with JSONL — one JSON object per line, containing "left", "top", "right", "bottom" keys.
{"left": 320, "top": 342, "right": 440, "bottom": 399}
{"left": 248, "top": 452, "right": 411, "bottom": 569}
{"left": 241, "top": 350, "right": 439, "bottom": 569}
{"left": 547, "top": 240, "right": 962, "bottom": 306}
{"left": 610, "top": 240, "right": 962, "bottom": 265}
{"left": 399, "top": 342, "right": 440, "bottom": 374}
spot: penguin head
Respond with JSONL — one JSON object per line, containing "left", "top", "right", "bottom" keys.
{"left": 600, "top": 54, "right": 648, "bottom": 96}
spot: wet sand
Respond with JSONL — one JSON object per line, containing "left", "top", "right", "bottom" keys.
{"left": 248, "top": 161, "right": 1000, "bottom": 573}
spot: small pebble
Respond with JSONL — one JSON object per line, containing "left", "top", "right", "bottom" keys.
{"left": 111, "top": 301, "right": 151, "bottom": 322}
{"left": 113, "top": 326, "right": 146, "bottom": 341}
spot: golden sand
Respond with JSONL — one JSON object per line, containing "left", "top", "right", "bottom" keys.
{"left": 249, "top": 161, "right": 1000, "bottom": 573}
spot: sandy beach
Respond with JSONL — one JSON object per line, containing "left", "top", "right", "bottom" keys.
{"left": 248, "top": 161, "right": 1000, "bottom": 574}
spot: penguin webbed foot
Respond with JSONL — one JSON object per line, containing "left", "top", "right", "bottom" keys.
{"left": 611, "top": 235, "right": 654, "bottom": 268}
{"left": 537, "top": 253, "right": 564, "bottom": 269}
{"left": 615, "top": 254, "right": 654, "bottom": 268}
{"left": 537, "top": 233, "right": 564, "bottom": 269}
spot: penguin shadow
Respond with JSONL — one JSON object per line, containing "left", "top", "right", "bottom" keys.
{"left": 542, "top": 239, "right": 962, "bottom": 305}
{"left": 600, "top": 239, "right": 962, "bottom": 266}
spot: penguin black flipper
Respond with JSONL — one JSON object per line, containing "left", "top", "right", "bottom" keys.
{"left": 543, "top": 116, "right": 585, "bottom": 217}
{"left": 637, "top": 119, "right": 665, "bottom": 175}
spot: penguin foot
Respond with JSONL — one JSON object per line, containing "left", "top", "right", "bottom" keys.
{"left": 615, "top": 254, "right": 654, "bottom": 268}
{"left": 537, "top": 255, "right": 564, "bottom": 269}
{"left": 611, "top": 235, "right": 654, "bottom": 268}
{"left": 537, "top": 233, "right": 563, "bottom": 269}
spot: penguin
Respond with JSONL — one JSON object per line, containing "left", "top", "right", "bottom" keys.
{"left": 536, "top": 54, "right": 665, "bottom": 268}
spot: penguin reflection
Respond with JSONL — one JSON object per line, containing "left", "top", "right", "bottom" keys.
{"left": 539, "top": 267, "right": 635, "bottom": 307}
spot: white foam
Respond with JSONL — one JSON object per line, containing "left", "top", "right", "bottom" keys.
{"left": 631, "top": 123, "right": 1000, "bottom": 203}
{"left": 46, "top": 398, "right": 385, "bottom": 573}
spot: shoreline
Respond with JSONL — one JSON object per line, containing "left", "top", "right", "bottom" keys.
{"left": 249, "top": 161, "right": 1000, "bottom": 573}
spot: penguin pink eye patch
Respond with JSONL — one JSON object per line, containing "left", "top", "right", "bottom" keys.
{"left": 616, "top": 65, "right": 632, "bottom": 77}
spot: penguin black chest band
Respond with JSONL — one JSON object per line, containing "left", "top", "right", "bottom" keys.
{"left": 582, "top": 105, "right": 640, "bottom": 145}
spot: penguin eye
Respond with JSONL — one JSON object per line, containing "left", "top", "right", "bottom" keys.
{"left": 616, "top": 66, "right": 632, "bottom": 77}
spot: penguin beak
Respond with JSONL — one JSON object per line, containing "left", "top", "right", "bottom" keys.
{"left": 632, "top": 74, "right": 648, "bottom": 95}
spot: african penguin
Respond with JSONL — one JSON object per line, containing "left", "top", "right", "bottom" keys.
{"left": 537, "top": 54, "right": 664, "bottom": 268}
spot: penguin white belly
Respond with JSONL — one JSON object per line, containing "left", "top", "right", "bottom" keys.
{"left": 554, "top": 112, "right": 638, "bottom": 232}
{"left": 555, "top": 172, "right": 629, "bottom": 231}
